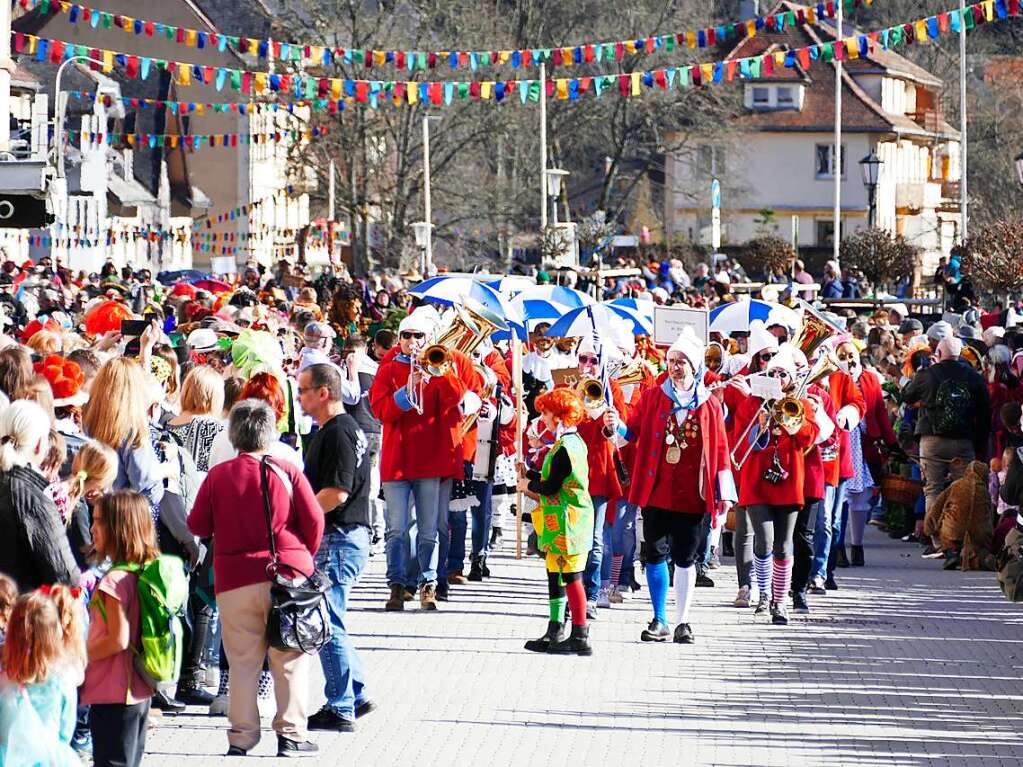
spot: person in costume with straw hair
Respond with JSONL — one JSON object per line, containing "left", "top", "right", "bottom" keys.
{"left": 519, "top": 387, "right": 594, "bottom": 656}
{"left": 607, "top": 328, "right": 736, "bottom": 644}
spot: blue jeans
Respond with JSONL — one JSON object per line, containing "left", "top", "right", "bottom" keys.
{"left": 436, "top": 479, "right": 452, "bottom": 582}
{"left": 447, "top": 480, "right": 494, "bottom": 573}
{"left": 612, "top": 502, "right": 638, "bottom": 583}
{"left": 583, "top": 495, "right": 608, "bottom": 601}
{"left": 812, "top": 480, "right": 846, "bottom": 580}
{"left": 383, "top": 478, "right": 442, "bottom": 587}
{"left": 316, "top": 525, "right": 371, "bottom": 720}
{"left": 600, "top": 522, "right": 614, "bottom": 582}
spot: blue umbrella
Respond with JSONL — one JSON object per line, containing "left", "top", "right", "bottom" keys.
{"left": 510, "top": 296, "right": 572, "bottom": 322}
{"left": 157, "top": 269, "right": 206, "bottom": 285}
{"left": 605, "top": 303, "right": 653, "bottom": 336}
{"left": 409, "top": 275, "right": 525, "bottom": 339}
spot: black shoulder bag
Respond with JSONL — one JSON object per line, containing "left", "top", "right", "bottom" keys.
{"left": 259, "top": 456, "right": 333, "bottom": 654}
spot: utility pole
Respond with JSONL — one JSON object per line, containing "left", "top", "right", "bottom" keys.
{"left": 422, "top": 115, "right": 433, "bottom": 273}
{"left": 833, "top": 0, "right": 843, "bottom": 267}
{"left": 958, "top": 0, "right": 968, "bottom": 239}
{"left": 539, "top": 62, "right": 548, "bottom": 233}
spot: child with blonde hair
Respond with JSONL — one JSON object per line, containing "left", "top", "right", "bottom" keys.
{"left": 66, "top": 441, "right": 119, "bottom": 575}
{"left": 0, "top": 591, "right": 81, "bottom": 766}
{"left": 0, "top": 573, "right": 17, "bottom": 650}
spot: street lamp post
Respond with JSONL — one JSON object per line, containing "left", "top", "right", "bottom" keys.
{"left": 411, "top": 221, "right": 433, "bottom": 278}
{"left": 859, "top": 151, "right": 882, "bottom": 228}
{"left": 544, "top": 168, "right": 569, "bottom": 228}
{"left": 420, "top": 115, "right": 441, "bottom": 274}
{"left": 54, "top": 56, "right": 104, "bottom": 179}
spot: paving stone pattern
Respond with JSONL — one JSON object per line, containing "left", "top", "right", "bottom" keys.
{"left": 144, "top": 527, "right": 1023, "bottom": 766}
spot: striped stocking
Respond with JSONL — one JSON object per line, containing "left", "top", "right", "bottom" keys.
{"left": 610, "top": 554, "right": 624, "bottom": 587}
{"left": 772, "top": 557, "right": 793, "bottom": 604}
{"left": 754, "top": 555, "right": 773, "bottom": 598}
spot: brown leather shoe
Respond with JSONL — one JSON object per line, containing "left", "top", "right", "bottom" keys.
{"left": 402, "top": 588, "right": 415, "bottom": 602}
{"left": 420, "top": 582, "right": 439, "bottom": 611}
{"left": 385, "top": 584, "right": 405, "bottom": 611}
{"left": 447, "top": 571, "right": 467, "bottom": 585}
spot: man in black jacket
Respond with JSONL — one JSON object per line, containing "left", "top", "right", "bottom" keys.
{"left": 903, "top": 337, "right": 990, "bottom": 516}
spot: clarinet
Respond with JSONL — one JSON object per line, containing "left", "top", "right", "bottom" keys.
{"left": 486, "top": 383, "right": 504, "bottom": 481}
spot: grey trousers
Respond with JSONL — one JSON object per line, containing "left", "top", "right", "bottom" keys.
{"left": 920, "top": 436, "right": 974, "bottom": 513}
{"left": 734, "top": 507, "right": 753, "bottom": 588}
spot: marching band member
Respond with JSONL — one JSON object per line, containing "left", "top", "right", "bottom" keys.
{"left": 725, "top": 322, "right": 779, "bottom": 609}
{"left": 519, "top": 388, "right": 594, "bottom": 656}
{"left": 572, "top": 339, "right": 629, "bottom": 616}
{"left": 369, "top": 308, "right": 476, "bottom": 612}
{"left": 448, "top": 338, "right": 515, "bottom": 583}
{"left": 735, "top": 344, "right": 819, "bottom": 625}
{"left": 608, "top": 329, "right": 735, "bottom": 644}
{"left": 838, "top": 340, "right": 899, "bottom": 567}
{"left": 812, "top": 341, "right": 867, "bottom": 591}
{"left": 791, "top": 350, "right": 838, "bottom": 614}
{"left": 522, "top": 321, "right": 556, "bottom": 417}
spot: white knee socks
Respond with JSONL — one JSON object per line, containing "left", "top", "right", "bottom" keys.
{"left": 674, "top": 564, "right": 696, "bottom": 625}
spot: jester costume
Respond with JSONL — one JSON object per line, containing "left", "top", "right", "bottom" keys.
{"left": 524, "top": 429, "right": 594, "bottom": 655}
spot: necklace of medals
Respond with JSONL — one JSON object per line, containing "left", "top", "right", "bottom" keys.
{"left": 664, "top": 409, "right": 699, "bottom": 465}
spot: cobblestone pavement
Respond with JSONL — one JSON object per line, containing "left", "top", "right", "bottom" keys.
{"left": 144, "top": 526, "right": 1023, "bottom": 766}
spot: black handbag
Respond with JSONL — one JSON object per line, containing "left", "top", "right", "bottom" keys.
{"left": 259, "top": 456, "right": 333, "bottom": 654}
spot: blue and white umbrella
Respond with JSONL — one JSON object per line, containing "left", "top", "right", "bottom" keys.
{"left": 515, "top": 285, "right": 595, "bottom": 308}
{"left": 409, "top": 275, "right": 525, "bottom": 339}
{"left": 605, "top": 303, "right": 654, "bottom": 336}
{"left": 511, "top": 297, "right": 572, "bottom": 322}
{"left": 608, "top": 297, "right": 655, "bottom": 321}
{"left": 709, "top": 298, "right": 798, "bottom": 334}
{"left": 543, "top": 304, "right": 620, "bottom": 339}
{"left": 486, "top": 275, "right": 539, "bottom": 296}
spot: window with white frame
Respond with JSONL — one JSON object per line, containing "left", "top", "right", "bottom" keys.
{"left": 776, "top": 86, "right": 795, "bottom": 107}
{"left": 815, "top": 144, "right": 846, "bottom": 178}
{"left": 752, "top": 87, "right": 770, "bottom": 107}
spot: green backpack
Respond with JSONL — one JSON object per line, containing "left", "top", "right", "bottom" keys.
{"left": 97, "top": 556, "right": 189, "bottom": 689}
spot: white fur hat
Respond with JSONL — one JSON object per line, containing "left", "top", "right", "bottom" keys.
{"left": 668, "top": 326, "right": 705, "bottom": 366}
{"left": 747, "top": 320, "right": 780, "bottom": 358}
{"left": 766, "top": 343, "right": 800, "bottom": 380}
{"left": 398, "top": 306, "right": 440, "bottom": 336}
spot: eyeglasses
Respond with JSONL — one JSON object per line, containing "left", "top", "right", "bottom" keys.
{"left": 400, "top": 331, "right": 425, "bottom": 340}
{"left": 578, "top": 354, "right": 599, "bottom": 365}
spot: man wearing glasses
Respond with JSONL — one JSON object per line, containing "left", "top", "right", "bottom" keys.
{"left": 368, "top": 309, "right": 473, "bottom": 611}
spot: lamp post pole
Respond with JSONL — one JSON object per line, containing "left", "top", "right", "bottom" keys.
{"left": 959, "top": 0, "right": 968, "bottom": 240}
{"left": 54, "top": 56, "right": 104, "bottom": 179}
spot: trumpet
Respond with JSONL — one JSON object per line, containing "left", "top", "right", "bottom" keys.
{"left": 407, "top": 354, "right": 426, "bottom": 414}
{"left": 421, "top": 344, "right": 451, "bottom": 376}
{"left": 730, "top": 394, "right": 806, "bottom": 470}
{"left": 577, "top": 378, "right": 606, "bottom": 410}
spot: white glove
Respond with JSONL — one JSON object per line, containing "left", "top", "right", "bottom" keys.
{"left": 835, "top": 404, "right": 861, "bottom": 431}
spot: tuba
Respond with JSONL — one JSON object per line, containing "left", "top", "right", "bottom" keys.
{"left": 793, "top": 300, "right": 841, "bottom": 361}
{"left": 433, "top": 299, "right": 508, "bottom": 358}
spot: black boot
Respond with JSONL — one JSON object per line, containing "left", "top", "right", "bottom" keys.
{"left": 468, "top": 556, "right": 484, "bottom": 581}
{"left": 548, "top": 624, "right": 592, "bottom": 656}
{"left": 836, "top": 547, "right": 850, "bottom": 568}
{"left": 524, "top": 621, "right": 566, "bottom": 653}
{"left": 481, "top": 555, "right": 491, "bottom": 578}
{"left": 722, "top": 532, "right": 735, "bottom": 558}
{"left": 850, "top": 544, "right": 865, "bottom": 567}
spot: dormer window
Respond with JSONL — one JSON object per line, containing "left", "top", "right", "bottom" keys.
{"left": 745, "top": 84, "right": 804, "bottom": 111}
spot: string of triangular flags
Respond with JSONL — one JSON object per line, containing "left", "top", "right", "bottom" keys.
{"left": 18, "top": 0, "right": 869, "bottom": 71}
{"left": 66, "top": 126, "right": 327, "bottom": 150}
{"left": 14, "top": 0, "right": 1017, "bottom": 109}
{"left": 68, "top": 89, "right": 348, "bottom": 115}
